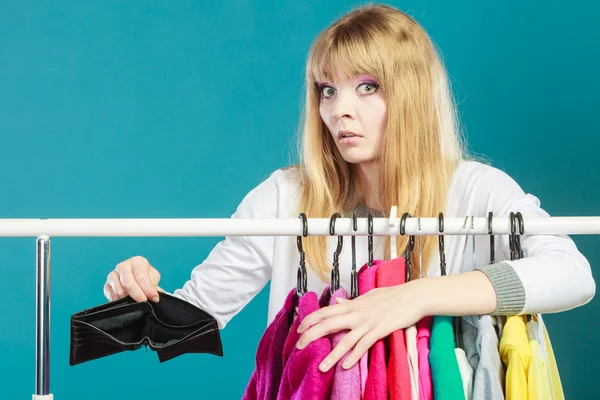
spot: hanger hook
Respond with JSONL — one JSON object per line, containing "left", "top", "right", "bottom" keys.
{"left": 515, "top": 212, "right": 524, "bottom": 258}
{"left": 296, "top": 213, "right": 308, "bottom": 296}
{"left": 367, "top": 213, "right": 374, "bottom": 267}
{"left": 329, "top": 212, "right": 343, "bottom": 292}
{"left": 399, "top": 212, "right": 414, "bottom": 282}
{"left": 439, "top": 212, "right": 447, "bottom": 276}
{"left": 509, "top": 212, "right": 517, "bottom": 261}
{"left": 488, "top": 211, "right": 495, "bottom": 264}
{"left": 351, "top": 212, "right": 359, "bottom": 299}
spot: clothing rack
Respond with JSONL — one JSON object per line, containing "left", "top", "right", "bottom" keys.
{"left": 10, "top": 215, "right": 599, "bottom": 400}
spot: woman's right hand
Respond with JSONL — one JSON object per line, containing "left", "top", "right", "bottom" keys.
{"left": 104, "top": 256, "right": 163, "bottom": 303}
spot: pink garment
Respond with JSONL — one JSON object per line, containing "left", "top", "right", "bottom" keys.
{"left": 318, "top": 286, "right": 361, "bottom": 400}
{"left": 357, "top": 260, "right": 384, "bottom": 399}
{"left": 377, "top": 258, "right": 411, "bottom": 400}
{"left": 362, "top": 261, "right": 388, "bottom": 400}
{"left": 277, "top": 291, "right": 334, "bottom": 399}
{"left": 243, "top": 289, "right": 295, "bottom": 400}
{"left": 416, "top": 316, "right": 433, "bottom": 400}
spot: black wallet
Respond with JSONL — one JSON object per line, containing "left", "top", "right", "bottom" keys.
{"left": 70, "top": 292, "right": 223, "bottom": 366}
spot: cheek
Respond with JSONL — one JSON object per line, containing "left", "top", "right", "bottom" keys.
{"left": 319, "top": 104, "right": 334, "bottom": 132}
{"left": 368, "top": 98, "right": 388, "bottom": 135}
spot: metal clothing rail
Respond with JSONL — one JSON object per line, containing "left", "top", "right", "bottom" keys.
{"left": 12, "top": 215, "right": 599, "bottom": 400}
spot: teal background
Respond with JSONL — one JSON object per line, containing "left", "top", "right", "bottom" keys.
{"left": 0, "top": 0, "right": 598, "bottom": 398}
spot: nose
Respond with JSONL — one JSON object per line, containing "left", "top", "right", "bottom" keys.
{"left": 331, "top": 92, "right": 355, "bottom": 121}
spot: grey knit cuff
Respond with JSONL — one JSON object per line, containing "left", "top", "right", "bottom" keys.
{"left": 476, "top": 261, "right": 526, "bottom": 315}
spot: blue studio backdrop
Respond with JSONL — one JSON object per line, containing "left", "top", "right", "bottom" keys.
{"left": 1, "top": 1, "right": 598, "bottom": 398}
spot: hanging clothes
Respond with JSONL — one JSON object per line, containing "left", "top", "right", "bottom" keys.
{"left": 528, "top": 337, "right": 552, "bottom": 399}
{"left": 499, "top": 315, "right": 530, "bottom": 400}
{"left": 377, "top": 257, "right": 412, "bottom": 400}
{"left": 357, "top": 260, "right": 383, "bottom": 399}
{"left": 319, "top": 286, "right": 360, "bottom": 400}
{"left": 429, "top": 315, "right": 466, "bottom": 400}
{"left": 460, "top": 315, "right": 504, "bottom": 400}
{"left": 363, "top": 260, "right": 388, "bottom": 400}
{"left": 277, "top": 291, "right": 334, "bottom": 399}
{"left": 542, "top": 322, "right": 565, "bottom": 400}
{"left": 243, "top": 289, "right": 296, "bottom": 400}
{"left": 455, "top": 346, "right": 474, "bottom": 400}
{"left": 416, "top": 316, "right": 433, "bottom": 400}
{"left": 405, "top": 324, "right": 420, "bottom": 400}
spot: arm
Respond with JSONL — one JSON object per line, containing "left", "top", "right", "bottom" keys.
{"left": 172, "top": 169, "right": 292, "bottom": 329}
{"left": 421, "top": 167, "right": 595, "bottom": 317}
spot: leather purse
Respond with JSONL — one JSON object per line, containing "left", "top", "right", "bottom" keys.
{"left": 70, "top": 292, "right": 223, "bottom": 365}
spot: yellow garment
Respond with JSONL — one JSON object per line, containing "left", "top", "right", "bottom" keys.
{"left": 543, "top": 323, "right": 565, "bottom": 400}
{"left": 499, "top": 316, "right": 530, "bottom": 400}
{"left": 528, "top": 339, "right": 552, "bottom": 399}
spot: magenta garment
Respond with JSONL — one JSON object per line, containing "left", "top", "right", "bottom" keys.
{"left": 242, "top": 289, "right": 295, "bottom": 400}
{"left": 416, "top": 316, "right": 433, "bottom": 400}
{"left": 318, "top": 286, "right": 361, "bottom": 400}
{"left": 277, "top": 291, "right": 334, "bottom": 400}
{"left": 356, "top": 260, "right": 384, "bottom": 400}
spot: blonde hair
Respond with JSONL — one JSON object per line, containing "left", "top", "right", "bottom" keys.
{"left": 296, "top": 4, "right": 468, "bottom": 281}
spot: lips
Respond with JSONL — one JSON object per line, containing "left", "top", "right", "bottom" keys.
{"left": 337, "top": 130, "right": 362, "bottom": 139}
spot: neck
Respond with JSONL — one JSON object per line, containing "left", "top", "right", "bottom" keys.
{"left": 356, "top": 160, "right": 380, "bottom": 211}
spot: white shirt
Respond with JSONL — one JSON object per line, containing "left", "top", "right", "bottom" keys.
{"left": 172, "top": 161, "right": 595, "bottom": 329}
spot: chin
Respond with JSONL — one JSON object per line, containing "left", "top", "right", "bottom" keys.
{"left": 337, "top": 148, "right": 376, "bottom": 165}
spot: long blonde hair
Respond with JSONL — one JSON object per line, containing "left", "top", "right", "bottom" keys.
{"left": 296, "top": 4, "right": 468, "bottom": 281}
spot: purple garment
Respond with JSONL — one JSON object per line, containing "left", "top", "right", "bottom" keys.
{"left": 357, "top": 260, "right": 384, "bottom": 398}
{"left": 242, "top": 289, "right": 295, "bottom": 400}
{"left": 277, "top": 291, "right": 334, "bottom": 399}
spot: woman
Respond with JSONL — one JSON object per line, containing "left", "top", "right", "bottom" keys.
{"left": 103, "top": 4, "right": 595, "bottom": 374}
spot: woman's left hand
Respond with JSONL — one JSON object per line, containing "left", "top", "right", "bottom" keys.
{"left": 295, "top": 282, "right": 427, "bottom": 373}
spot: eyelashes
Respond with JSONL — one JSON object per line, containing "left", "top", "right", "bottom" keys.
{"left": 317, "top": 81, "right": 380, "bottom": 98}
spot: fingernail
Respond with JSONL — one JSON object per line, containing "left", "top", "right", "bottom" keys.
{"left": 319, "top": 360, "right": 331, "bottom": 372}
{"left": 342, "top": 360, "right": 351, "bottom": 369}
{"left": 296, "top": 341, "right": 304, "bottom": 349}
{"left": 152, "top": 295, "right": 160, "bottom": 302}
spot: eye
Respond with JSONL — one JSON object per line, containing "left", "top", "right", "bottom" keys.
{"left": 357, "top": 82, "right": 379, "bottom": 95}
{"left": 320, "top": 85, "right": 336, "bottom": 98}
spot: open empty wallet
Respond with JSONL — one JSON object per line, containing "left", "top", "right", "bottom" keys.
{"left": 70, "top": 292, "right": 223, "bottom": 365}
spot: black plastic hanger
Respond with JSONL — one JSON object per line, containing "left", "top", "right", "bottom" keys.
{"left": 439, "top": 212, "right": 447, "bottom": 276}
{"left": 400, "top": 212, "right": 415, "bottom": 283}
{"left": 329, "top": 212, "right": 343, "bottom": 294}
{"left": 351, "top": 212, "right": 359, "bottom": 299}
{"left": 296, "top": 213, "right": 308, "bottom": 297}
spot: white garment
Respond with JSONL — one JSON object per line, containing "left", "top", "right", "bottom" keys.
{"left": 171, "top": 161, "right": 595, "bottom": 328}
{"left": 455, "top": 347, "right": 474, "bottom": 400}
{"left": 405, "top": 325, "right": 420, "bottom": 400}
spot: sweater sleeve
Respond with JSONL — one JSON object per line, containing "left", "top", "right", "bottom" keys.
{"left": 171, "top": 169, "right": 292, "bottom": 329}
{"left": 475, "top": 167, "right": 595, "bottom": 315}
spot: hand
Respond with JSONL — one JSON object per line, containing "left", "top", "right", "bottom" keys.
{"left": 103, "top": 255, "right": 163, "bottom": 303}
{"left": 295, "top": 282, "right": 426, "bottom": 373}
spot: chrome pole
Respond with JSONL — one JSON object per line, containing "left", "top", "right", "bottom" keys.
{"left": 34, "top": 235, "right": 53, "bottom": 400}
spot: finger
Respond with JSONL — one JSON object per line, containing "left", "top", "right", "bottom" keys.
{"left": 103, "top": 283, "right": 116, "bottom": 302}
{"left": 318, "top": 325, "right": 369, "bottom": 372}
{"left": 131, "top": 257, "right": 160, "bottom": 302}
{"left": 106, "top": 270, "right": 125, "bottom": 299}
{"left": 343, "top": 329, "right": 381, "bottom": 369}
{"left": 297, "top": 313, "right": 354, "bottom": 349}
{"left": 117, "top": 262, "right": 148, "bottom": 302}
{"left": 297, "top": 303, "right": 350, "bottom": 334}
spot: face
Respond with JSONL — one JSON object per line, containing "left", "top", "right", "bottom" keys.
{"left": 318, "top": 73, "right": 387, "bottom": 164}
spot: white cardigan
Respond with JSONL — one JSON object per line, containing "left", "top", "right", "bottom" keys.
{"left": 172, "top": 161, "right": 595, "bottom": 329}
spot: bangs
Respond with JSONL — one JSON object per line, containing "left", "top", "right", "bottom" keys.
{"left": 308, "top": 26, "right": 384, "bottom": 85}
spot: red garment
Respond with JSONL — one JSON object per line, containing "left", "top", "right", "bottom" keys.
{"left": 376, "top": 258, "right": 412, "bottom": 400}
{"left": 357, "top": 260, "right": 384, "bottom": 398}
